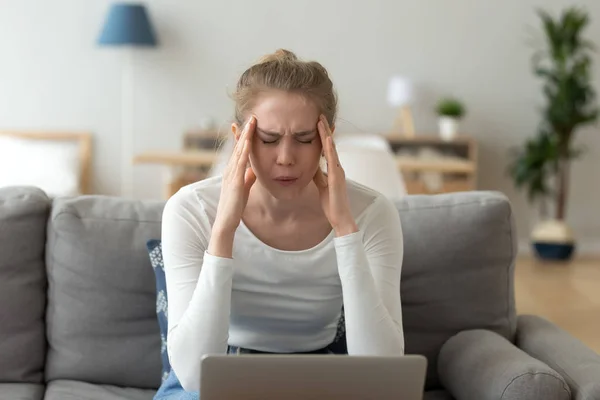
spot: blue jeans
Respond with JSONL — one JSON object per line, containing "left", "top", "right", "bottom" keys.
{"left": 153, "top": 345, "right": 339, "bottom": 400}
{"left": 154, "top": 368, "right": 199, "bottom": 400}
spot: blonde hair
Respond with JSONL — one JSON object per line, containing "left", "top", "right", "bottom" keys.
{"left": 232, "top": 49, "right": 338, "bottom": 127}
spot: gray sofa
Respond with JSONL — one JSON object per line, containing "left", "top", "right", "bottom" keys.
{"left": 1, "top": 186, "right": 599, "bottom": 400}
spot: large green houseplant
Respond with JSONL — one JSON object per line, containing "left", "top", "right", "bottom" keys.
{"left": 508, "top": 7, "right": 599, "bottom": 260}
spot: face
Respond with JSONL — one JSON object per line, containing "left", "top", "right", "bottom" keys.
{"left": 233, "top": 90, "right": 330, "bottom": 200}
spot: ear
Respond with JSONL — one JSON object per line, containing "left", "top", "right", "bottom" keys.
{"left": 231, "top": 122, "right": 242, "bottom": 142}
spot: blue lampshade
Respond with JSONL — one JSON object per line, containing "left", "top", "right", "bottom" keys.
{"left": 98, "top": 3, "right": 158, "bottom": 46}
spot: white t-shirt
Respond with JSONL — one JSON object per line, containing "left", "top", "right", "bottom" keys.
{"left": 161, "top": 175, "right": 405, "bottom": 392}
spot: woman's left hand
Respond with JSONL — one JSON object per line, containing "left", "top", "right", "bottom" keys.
{"left": 313, "top": 114, "right": 358, "bottom": 237}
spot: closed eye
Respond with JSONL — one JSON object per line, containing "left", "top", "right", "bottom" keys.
{"left": 256, "top": 128, "right": 316, "bottom": 144}
{"left": 260, "top": 138, "right": 314, "bottom": 145}
{"left": 297, "top": 138, "right": 315, "bottom": 144}
{"left": 291, "top": 130, "right": 316, "bottom": 144}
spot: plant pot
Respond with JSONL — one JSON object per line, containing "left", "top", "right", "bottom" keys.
{"left": 438, "top": 117, "right": 459, "bottom": 141}
{"left": 531, "top": 219, "right": 576, "bottom": 261}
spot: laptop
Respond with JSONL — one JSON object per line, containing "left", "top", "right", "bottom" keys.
{"left": 200, "top": 354, "right": 428, "bottom": 400}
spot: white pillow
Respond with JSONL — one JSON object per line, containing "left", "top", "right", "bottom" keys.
{"left": 333, "top": 145, "right": 407, "bottom": 201}
{"left": 0, "top": 135, "right": 81, "bottom": 197}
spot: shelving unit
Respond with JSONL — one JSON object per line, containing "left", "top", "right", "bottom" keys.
{"left": 133, "top": 131, "right": 478, "bottom": 198}
{"left": 386, "top": 134, "right": 478, "bottom": 194}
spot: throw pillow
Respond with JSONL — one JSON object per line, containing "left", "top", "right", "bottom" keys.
{"left": 146, "top": 239, "right": 170, "bottom": 382}
{"left": 0, "top": 135, "right": 81, "bottom": 197}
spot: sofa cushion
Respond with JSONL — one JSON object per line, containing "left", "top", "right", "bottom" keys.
{"left": 44, "top": 380, "right": 155, "bottom": 400}
{"left": 45, "top": 195, "right": 165, "bottom": 389}
{"left": 395, "top": 191, "right": 517, "bottom": 390}
{"left": 424, "top": 390, "right": 455, "bottom": 400}
{"left": 0, "top": 383, "right": 45, "bottom": 400}
{"left": 438, "top": 329, "right": 570, "bottom": 400}
{"left": 43, "top": 189, "right": 518, "bottom": 394}
{"left": 0, "top": 186, "right": 50, "bottom": 384}
{"left": 517, "top": 315, "right": 600, "bottom": 400}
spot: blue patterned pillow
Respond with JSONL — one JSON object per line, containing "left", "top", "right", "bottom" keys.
{"left": 146, "top": 239, "right": 170, "bottom": 382}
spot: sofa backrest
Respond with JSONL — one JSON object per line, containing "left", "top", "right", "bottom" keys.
{"left": 396, "top": 190, "right": 517, "bottom": 389}
{"left": 45, "top": 193, "right": 165, "bottom": 389}
{"left": 0, "top": 187, "right": 50, "bottom": 384}
{"left": 3, "top": 186, "right": 517, "bottom": 392}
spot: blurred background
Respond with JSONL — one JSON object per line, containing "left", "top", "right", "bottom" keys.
{"left": 0, "top": 0, "right": 599, "bottom": 259}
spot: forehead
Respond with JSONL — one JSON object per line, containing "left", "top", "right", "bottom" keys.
{"left": 251, "top": 90, "right": 319, "bottom": 130}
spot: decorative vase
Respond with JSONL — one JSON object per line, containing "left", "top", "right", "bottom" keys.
{"left": 438, "top": 117, "right": 459, "bottom": 141}
{"left": 531, "top": 219, "right": 576, "bottom": 261}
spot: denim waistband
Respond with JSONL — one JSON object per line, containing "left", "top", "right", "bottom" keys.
{"left": 227, "top": 345, "right": 331, "bottom": 355}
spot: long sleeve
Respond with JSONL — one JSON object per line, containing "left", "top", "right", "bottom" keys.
{"left": 160, "top": 192, "right": 233, "bottom": 392}
{"left": 334, "top": 195, "right": 405, "bottom": 355}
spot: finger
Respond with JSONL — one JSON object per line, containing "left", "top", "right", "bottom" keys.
{"left": 329, "top": 136, "right": 341, "bottom": 167}
{"left": 235, "top": 136, "right": 250, "bottom": 177}
{"left": 246, "top": 115, "right": 256, "bottom": 139}
{"left": 231, "top": 116, "right": 253, "bottom": 165}
{"left": 317, "top": 119, "right": 334, "bottom": 166}
{"left": 313, "top": 168, "right": 328, "bottom": 189}
{"left": 319, "top": 115, "right": 341, "bottom": 167}
{"left": 223, "top": 143, "right": 240, "bottom": 180}
{"left": 233, "top": 119, "right": 250, "bottom": 158}
{"left": 325, "top": 136, "right": 339, "bottom": 169}
{"left": 320, "top": 114, "right": 333, "bottom": 135}
{"left": 244, "top": 166, "right": 257, "bottom": 194}
{"left": 237, "top": 116, "right": 255, "bottom": 171}
{"left": 317, "top": 115, "right": 329, "bottom": 149}
{"left": 223, "top": 142, "right": 242, "bottom": 180}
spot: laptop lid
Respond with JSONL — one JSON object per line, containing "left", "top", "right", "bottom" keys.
{"left": 200, "top": 354, "right": 427, "bottom": 400}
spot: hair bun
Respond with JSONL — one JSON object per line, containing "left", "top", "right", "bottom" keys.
{"left": 258, "top": 49, "right": 298, "bottom": 63}
{"left": 233, "top": 49, "right": 337, "bottom": 129}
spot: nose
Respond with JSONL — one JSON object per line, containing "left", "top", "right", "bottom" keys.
{"left": 275, "top": 138, "right": 295, "bottom": 166}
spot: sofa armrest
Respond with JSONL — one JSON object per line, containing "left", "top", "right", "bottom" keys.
{"left": 517, "top": 315, "right": 600, "bottom": 400}
{"left": 438, "top": 329, "right": 570, "bottom": 400}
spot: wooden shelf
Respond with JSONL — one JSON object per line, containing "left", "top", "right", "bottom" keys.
{"left": 133, "top": 150, "right": 217, "bottom": 167}
{"left": 387, "top": 134, "right": 478, "bottom": 194}
{"left": 385, "top": 134, "right": 475, "bottom": 145}
{"left": 396, "top": 158, "right": 475, "bottom": 173}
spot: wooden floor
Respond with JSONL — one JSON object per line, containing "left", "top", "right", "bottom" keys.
{"left": 515, "top": 255, "right": 600, "bottom": 354}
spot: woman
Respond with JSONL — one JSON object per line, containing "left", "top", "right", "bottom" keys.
{"left": 155, "top": 49, "right": 405, "bottom": 399}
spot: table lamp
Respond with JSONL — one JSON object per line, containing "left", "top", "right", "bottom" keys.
{"left": 387, "top": 76, "right": 415, "bottom": 138}
{"left": 97, "top": 2, "right": 158, "bottom": 198}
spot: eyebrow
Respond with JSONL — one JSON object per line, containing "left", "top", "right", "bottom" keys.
{"left": 256, "top": 128, "right": 316, "bottom": 137}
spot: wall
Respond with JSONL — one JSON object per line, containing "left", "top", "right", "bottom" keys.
{"left": 0, "top": 0, "right": 599, "bottom": 253}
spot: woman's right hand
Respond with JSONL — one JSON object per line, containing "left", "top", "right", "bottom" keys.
{"left": 211, "top": 116, "right": 257, "bottom": 243}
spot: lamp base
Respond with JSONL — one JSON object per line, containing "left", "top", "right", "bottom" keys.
{"left": 389, "top": 106, "right": 415, "bottom": 138}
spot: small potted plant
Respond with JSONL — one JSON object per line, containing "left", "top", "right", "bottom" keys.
{"left": 508, "top": 7, "right": 598, "bottom": 261}
{"left": 435, "top": 97, "right": 466, "bottom": 141}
